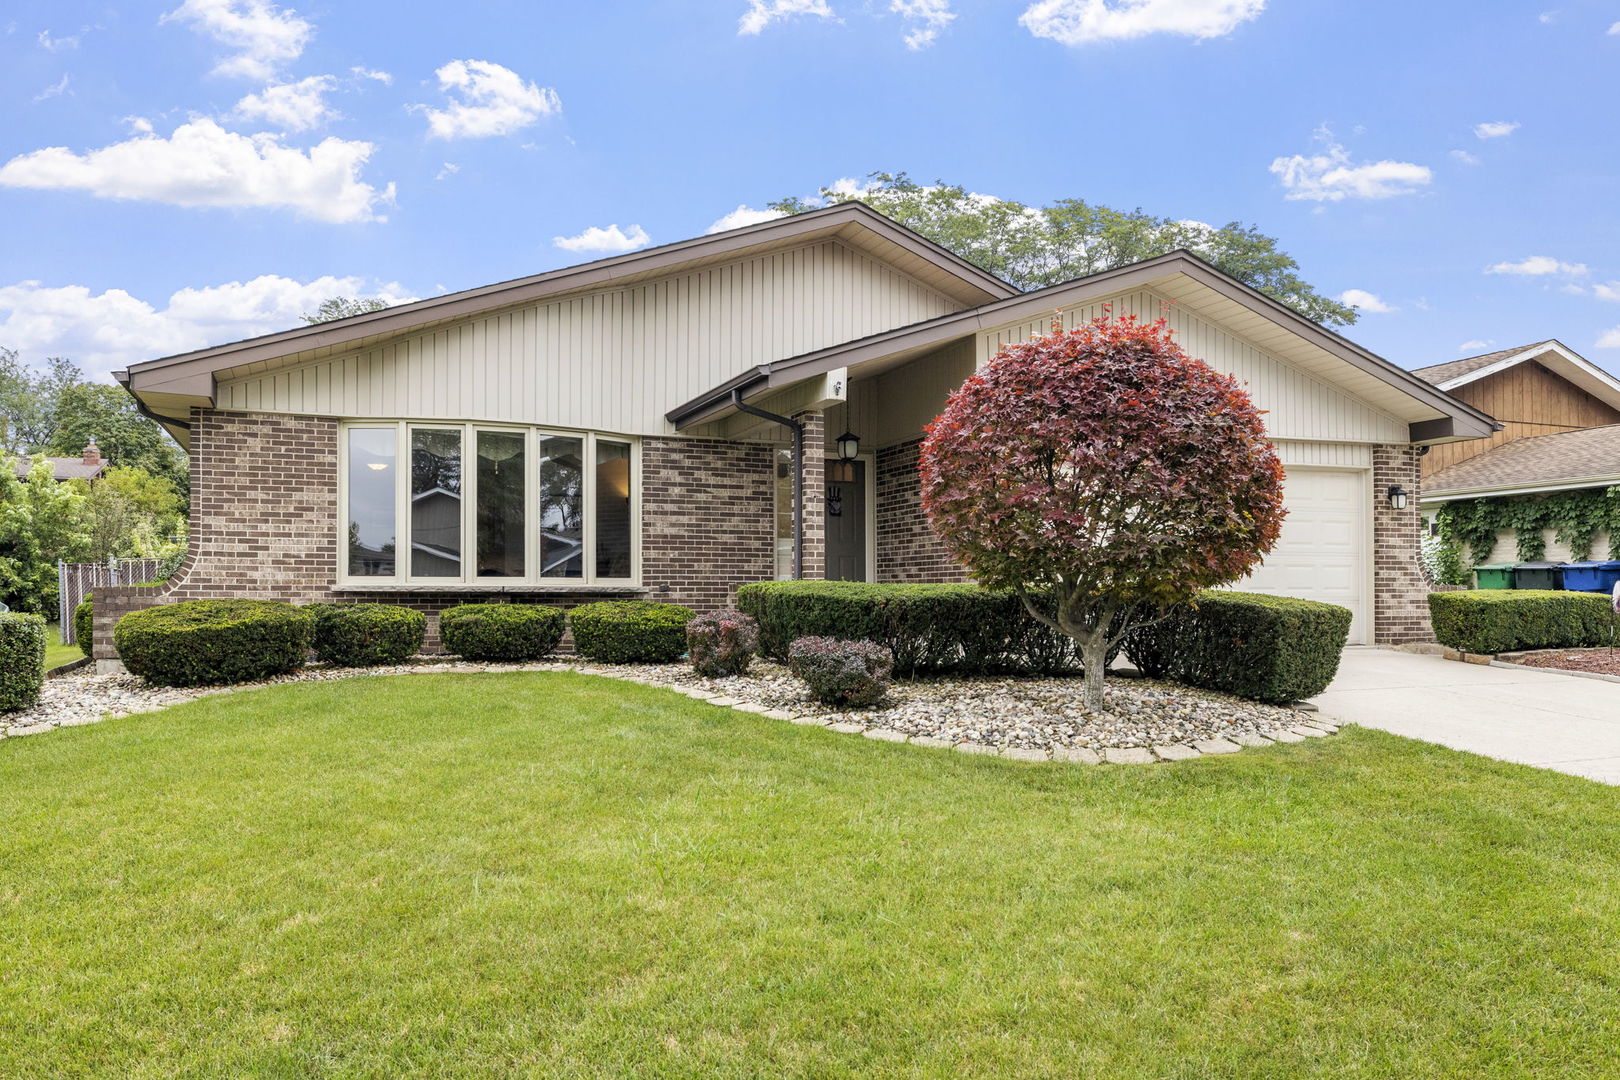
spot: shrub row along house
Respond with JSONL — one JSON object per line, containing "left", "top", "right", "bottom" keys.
{"left": 100, "top": 203, "right": 1498, "bottom": 659}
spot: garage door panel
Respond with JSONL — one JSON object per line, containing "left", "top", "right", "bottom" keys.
{"left": 1237, "top": 467, "right": 1366, "bottom": 644}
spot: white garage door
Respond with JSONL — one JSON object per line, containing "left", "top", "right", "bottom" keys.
{"left": 1237, "top": 467, "right": 1368, "bottom": 644}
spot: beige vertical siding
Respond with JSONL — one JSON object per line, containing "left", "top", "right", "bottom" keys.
{"left": 216, "top": 239, "right": 962, "bottom": 435}
{"left": 977, "top": 290, "right": 1409, "bottom": 445}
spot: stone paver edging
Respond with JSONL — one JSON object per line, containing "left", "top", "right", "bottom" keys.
{"left": 2, "top": 661, "right": 1341, "bottom": 764}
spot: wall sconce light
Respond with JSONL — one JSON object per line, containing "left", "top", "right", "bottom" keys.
{"left": 836, "top": 430, "right": 861, "bottom": 461}
{"left": 1386, "top": 485, "right": 1409, "bottom": 511}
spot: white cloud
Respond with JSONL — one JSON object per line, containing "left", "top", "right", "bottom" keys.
{"left": 1609, "top": 21, "right": 1620, "bottom": 35}
{"left": 0, "top": 274, "right": 416, "bottom": 379}
{"left": 1270, "top": 131, "right": 1431, "bottom": 202}
{"left": 1474, "top": 120, "right": 1519, "bottom": 139}
{"left": 435, "top": 162, "right": 460, "bottom": 181}
{"left": 1538, "top": 10, "right": 1557, "bottom": 23}
{"left": 161, "top": 0, "right": 313, "bottom": 80}
{"left": 552, "top": 224, "right": 651, "bottom": 254}
{"left": 1338, "top": 288, "right": 1397, "bottom": 313}
{"left": 33, "top": 74, "right": 71, "bottom": 102}
{"left": 232, "top": 74, "right": 336, "bottom": 132}
{"left": 1598, "top": 327, "right": 1620, "bottom": 348}
{"left": 1458, "top": 340, "right": 1494, "bottom": 352}
{"left": 891, "top": 0, "right": 954, "bottom": 48}
{"left": 415, "top": 60, "right": 560, "bottom": 139}
{"left": 1485, "top": 255, "right": 1588, "bottom": 276}
{"left": 706, "top": 204, "right": 786, "bottom": 234}
{"left": 1449, "top": 149, "right": 1480, "bottom": 165}
{"left": 1592, "top": 282, "right": 1620, "bottom": 302}
{"left": 1019, "top": 0, "right": 1265, "bottom": 44}
{"left": 350, "top": 66, "right": 392, "bottom": 84}
{"left": 37, "top": 29, "right": 80, "bottom": 50}
{"left": 739, "top": 0, "right": 837, "bottom": 35}
{"left": 0, "top": 118, "right": 394, "bottom": 224}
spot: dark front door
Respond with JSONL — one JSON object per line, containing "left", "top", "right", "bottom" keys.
{"left": 825, "top": 460, "right": 866, "bottom": 581}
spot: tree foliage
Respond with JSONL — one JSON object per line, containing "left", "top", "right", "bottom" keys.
{"left": 301, "top": 296, "right": 392, "bottom": 324}
{"left": 0, "top": 457, "right": 92, "bottom": 615}
{"left": 918, "top": 314, "right": 1287, "bottom": 709}
{"left": 771, "top": 173, "right": 1358, "bottom": 327}
{"left": 0, "top": 350, "right": 80, "bottom": 454}
{"left": 45, "top": 381, "right": 188, "bottom": 494}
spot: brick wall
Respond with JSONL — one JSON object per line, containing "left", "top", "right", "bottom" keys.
{"left": 96, "top": 409, "right": 783, "bottom": 659}
{"left": 1373, "top": 443, "right": 1432, "bottom": 644}
{"left": 797, "top": 411, "right": 826, "bottom": 581}
{"left": 874, "top": 438, "right": 969, "bottom": 583}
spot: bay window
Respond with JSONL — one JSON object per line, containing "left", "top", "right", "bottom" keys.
{"left": 341, "top": 422, "right": 638, "bottom": 586}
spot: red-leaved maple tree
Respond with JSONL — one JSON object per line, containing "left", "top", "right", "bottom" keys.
{"left": 919, "top": 313, "right": 1287, "bottom": 710}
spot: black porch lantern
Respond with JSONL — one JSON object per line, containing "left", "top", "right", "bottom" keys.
{"left": 836, "top": 430, "right": 861, "bottom": 461}
{"left": 1386, "top": 485, "right": 1409, "bottom": 511}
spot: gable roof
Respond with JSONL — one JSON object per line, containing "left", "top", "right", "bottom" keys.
{"left": 669, "top": 249, "right": 1500, "bottom": 445}
{"left": 1410, "top": 340, "right": 1620, "bottom": 414}
{"left": 12, "top": 457, "right": 105, "bottom": 482}
{"left": 115, "top": 202, "right": 1019, "bottom": 438}
{"left": 1424, "top": 423, "right": 1620, "bottom": 500}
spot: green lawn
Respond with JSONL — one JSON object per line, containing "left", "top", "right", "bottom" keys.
{"left": 4, "top": 672, "right": 1620, "bottom": 1078}
{"left": 44, "top": 622, "right": 83, "bottom": 670}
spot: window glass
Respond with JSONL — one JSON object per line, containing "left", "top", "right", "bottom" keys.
{"left": 538, "top": 435, "right": 584, "bottom": 578}
{"left": 347, "top": 427, "right": 397, "bottom": 577}
{"left": 477, "top": 430, "right": 526, "bottom": 577}
{"left": 410, "top": 428, "right": 462, "bottom": 578}
{"left": 595, "top": 440, "right": 633, "bottom": 578}
{"left": 774, "top": 448, "right": 794, "bottom": 580}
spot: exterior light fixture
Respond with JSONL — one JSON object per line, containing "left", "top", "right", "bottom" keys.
{"left": 366, "top": 462, "right": 389, "bottom": 471}
{"left": 836, "top": 430, "right": 860, "bottom": 461}
{"left": 1386, "top": 485, "right": 1409, "bottom": 511}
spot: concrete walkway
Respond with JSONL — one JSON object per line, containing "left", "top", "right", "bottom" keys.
{"left": 1313, "top": 648, "right": 1620, "bottom": 784}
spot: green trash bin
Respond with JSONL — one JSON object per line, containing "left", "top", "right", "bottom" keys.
{"left": 1474, "top": 563, "right": 1516, "bottom": 590}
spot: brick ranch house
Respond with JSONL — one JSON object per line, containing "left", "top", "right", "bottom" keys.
{"left": 99, "top": 202, "right": 1497, "bottom": 659}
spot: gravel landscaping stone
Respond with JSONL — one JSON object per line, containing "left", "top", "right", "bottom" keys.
{"left": 3, "top": 654, "right": 1341, "bottom": 766}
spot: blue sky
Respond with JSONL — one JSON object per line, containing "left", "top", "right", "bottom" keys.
{"left": 3, "top": 0, "right": 1619, "bottom": 383}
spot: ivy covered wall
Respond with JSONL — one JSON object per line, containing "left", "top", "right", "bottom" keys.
{"left": 1435, "top": 486, "right": 1620, "bottom": 564}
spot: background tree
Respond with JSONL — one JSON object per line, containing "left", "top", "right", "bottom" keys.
{"left": 302, "top": 296, "right": 392, "bottom": 324}
{"left": 45, "top": 382, "right": 189, "bottom": 494}
{"left": 0, "top": 350, "right": 80, "bottom": 453}
{"left": 772, "top": 173, "right": 1357, "bottom": 327}
{"left": 0, "top": 457, "right": 91, "bottom": 615}
{"left": 919, "top": 314, "right": 1287, "bottom": 709}
{"left": 81, "top": 466, "right": 186, "bottom": 561}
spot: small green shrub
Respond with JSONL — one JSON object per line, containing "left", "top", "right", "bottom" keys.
{"left": 113, "top": 600, "right": 312, "bottom": 687}
{"left": 0, "top": 612, "right": 46, "bottom": 711}
{"left": 569, "top": 601, "right": 694, "bottom": 664}
{"left": 787, "top": 636, "right": 894, "bottom": 707}
{"left": 308, "top": 603, "right": 426, "bottom": 667}
{"left": 439, "top": 604, "right": 565, "bottom": 662}
{"left": 1428, "top": 590, "right": 1615, "bottom": 654}
{"left": 1124, "top": 591, "right": 1352, "bottom": 705}
{"left": 734, "top": 581, "right": 1089, "bottom": 677}
{"left": 687, "top": 609, "right": 759, "bottom": 677}
{"left": 74, "top": 596, "right": 94, "bottom": 658}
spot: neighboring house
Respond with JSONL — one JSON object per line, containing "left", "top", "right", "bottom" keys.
{"left": 100, "top": 203, "right": 1495, "bottom": 656}
{"left": 1413, "top": 341, "right": 1620, "bottom": 562}
{"left": 10, "top": 439, "right": 106, "bottom": 483}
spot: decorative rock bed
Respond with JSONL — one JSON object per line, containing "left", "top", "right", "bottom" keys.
{"left": 1, "top": 659, "right": 1340, "bottom": 762}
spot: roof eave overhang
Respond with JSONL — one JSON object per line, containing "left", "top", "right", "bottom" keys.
{"left": 672, "top": 251, "right": 1501, "bottom": 442}
{"left": 1436, "top": 340, "right": 1620, "bottom": 414}
{"left": 1422, "top": 475, "right": 1620, "bottom": 503}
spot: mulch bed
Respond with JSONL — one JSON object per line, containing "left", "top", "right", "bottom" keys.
{"left": 1511, "top": 649, "right": 1620, "bottom": 677}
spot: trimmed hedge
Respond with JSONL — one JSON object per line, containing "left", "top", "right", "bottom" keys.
{"left": 788, "top": 636, "right": 894, "bottom": 707}
{"left": 74, "top": 596, "right": 94, "bottom": 658}
{"left": 1428, "top": 589, "right": 1615, "bottom": 654}
{"left": 687, "top": 609, "right": 759, "bottom": 677}
{"left": 113, "top": 600, "right": 312, "bottom": 687}
{"left": 439, "top": 604, "right": 565, "bottom": 662}
{"left": 0, "top": 612, "right": 46, "bottom": 711}
{"left": 734, "top": 581, "right": 1089, "bottom": 677}
{"left": 569, "top": 601, "right": 695, "bottom": 664}
{"left": 1124, "top": 591, "right": 1351, "bottom": 705}
{"left": 308, "top": 603, "right": 426, "bottom": 667}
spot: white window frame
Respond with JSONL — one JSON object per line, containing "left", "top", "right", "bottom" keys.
{"left": 338, "top": 420, "right": 641, "bottom": 588}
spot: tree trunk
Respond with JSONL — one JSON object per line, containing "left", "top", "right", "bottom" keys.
{"left": 1078, "top": 629, "right": 1109, "bottom": 712}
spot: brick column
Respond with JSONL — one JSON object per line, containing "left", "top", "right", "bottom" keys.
{"left": 1372, "top": 444, "right": 1432, "bottom": 644}
{"left": 874, "top": 438, "right": 968, "bottom": 583}
{"left": 797, "top": 410, "right": 826, "bottom": 580}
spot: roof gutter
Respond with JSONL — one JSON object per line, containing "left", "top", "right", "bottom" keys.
{"left": 113, "top": 369, "right": 192, "bottom": 432}
{"left": 1420, "top": 476, "right": 1620, "bottom": 503}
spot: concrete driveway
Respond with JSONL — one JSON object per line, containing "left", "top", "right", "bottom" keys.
{"left": 1313, "top": 648, "right": 1620, "bottom": 784}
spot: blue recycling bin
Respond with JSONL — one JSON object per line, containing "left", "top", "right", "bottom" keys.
{"left": 1562, "top": 560, "right": 1620, "bottom": 593}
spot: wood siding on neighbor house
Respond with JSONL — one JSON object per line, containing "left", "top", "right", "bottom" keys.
{"left": 215, "top": 239, "right": 964, "bottom": 436}
{"left": 976, "top": 289, "right": 1410, "bottom": 445}
{"left": 1421, "top": 360, "right": 1620, "bottom": 477}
